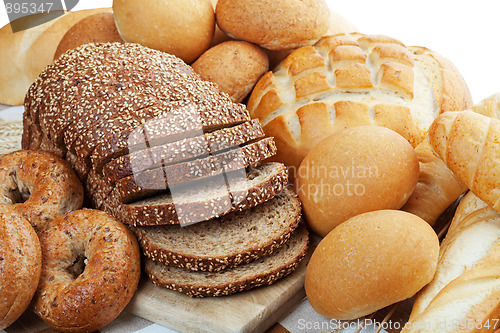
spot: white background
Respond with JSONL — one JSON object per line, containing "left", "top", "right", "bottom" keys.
{"left": 1, "top": 0, "right": 500, "bottom": 104}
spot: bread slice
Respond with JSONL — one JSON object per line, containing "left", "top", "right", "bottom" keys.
{"left": 134, "top": 187, "right": 301, "bottom": 272}
{"left": 101, "top": 119, "right": 264, "bottom": 185}
{"left": 102, "top": 162, "right": 288, "bottom": 226}
{"left": 145, "top": 224, "right": 309, "bottom": 297}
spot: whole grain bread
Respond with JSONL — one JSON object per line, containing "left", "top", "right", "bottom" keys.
{"left": 102, "top": 162, "right": 288, "bottom": 226}
{"left": 102, "top": 119, "right": 264, "bottom": 184}
{"left": 145, "top": 224, "right": 308, "bottom": 297}
{"left": 134, "top": 187, "right": 301, "bottom": 272}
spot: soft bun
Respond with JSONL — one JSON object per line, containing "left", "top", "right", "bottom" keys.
{"left": 192, "top": 41, "right": 269, "bottom": 103}
{"left": 0, "top": 206, "right": 42, "bottom": 330}
{"left": 54, "top": 12, "right": 123, "bottom": 59}
{"left": 215, "top": 0, "right": 330, "bottom": 50}
{"left": 296, "top": 126, "right": 419, "bottom": 236}
{"left": 305, "top": 210, "right": 439, "bottom": 320}
{"left": 113, "top": 0, "right": 215, "bottom": 63}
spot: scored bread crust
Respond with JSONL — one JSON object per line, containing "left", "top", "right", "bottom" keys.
{"left": 103, "top": 162, "right": 288, "bottom": 226}
{"left": 134, "top": 187, "right": 301, "bottom": 272}
{"left": 145, "top": 224, "right": 309, "bottom": 297}
{"left": 247, "top": 33, "right": 472, "bottom": 172}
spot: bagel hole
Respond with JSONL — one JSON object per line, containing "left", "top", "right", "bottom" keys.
{"left": 68, "top": 255, "right": 87, "bottom": 279}
{"left": 7, "top": 183, "right": 31, "bottom": 204}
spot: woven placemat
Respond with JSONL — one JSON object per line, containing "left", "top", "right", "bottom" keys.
{"left": 0, "top": 119, "right": 23, "bottom": 155}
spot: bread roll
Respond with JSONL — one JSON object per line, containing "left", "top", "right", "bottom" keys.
{"left": 429, "top": 110, "right": 500, "bottom": 213}
{"left": 401, "top": 138, "right": 468, "bottom": 225}
{"left": 113, "top": 0, "right": 215, "bottom": 63}
{"left": 305, "top": 210, "right": 439, "bottom": 320}
{"left": 192, "top": 41, "right": 269, "bottom": 103}
{"left": 247, "top": 33, "right": 472, "bottom": 174}
{"left": 54, "top": 12, "right": 123, "bottom": 59}
{"left": 296, "top": 126, "right": 419, "bottom": 236}
{"left": 0, "top": 8, "right": 110, "bottom": 105}
{"left": 215, "top": 0, "right": 330, "bottom": 51}
{"left": 404, "top": 192, "right": 500, "bottom": 332}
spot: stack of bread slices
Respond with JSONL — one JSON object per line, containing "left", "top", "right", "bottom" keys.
{"left": 22, "top": 42, "right": 308, "bottom": 296}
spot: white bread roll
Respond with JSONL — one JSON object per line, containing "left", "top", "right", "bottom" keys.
{"left": 113, "top": 0, "right": 215, "bottom": 63}
{"left": 0, "top": 8, "right": 111, "bottom": 105}
{"left": 296, "top": 126, "right": 419, "bottom": 236}
{"left": 404, "top": 192, "right": 500, "bottom": 332}
{"left": 305, "top": 210, "right": 439, "bottom": 320}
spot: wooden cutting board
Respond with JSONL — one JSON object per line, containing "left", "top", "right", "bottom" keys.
{"left": 126, "top": 246, "right": 314, "bottom": 333}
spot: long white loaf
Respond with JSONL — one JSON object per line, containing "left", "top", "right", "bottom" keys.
{"left": 403, "top": 191, "right": 500, "bottom": 332}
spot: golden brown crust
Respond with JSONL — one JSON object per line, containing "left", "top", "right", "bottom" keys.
{"left": 401, "top": 138, "right": 468, "bottom": 225}
{"left": 32, "top": 209, "right": 141, "bottom": 333}
{"left": 54, "top": 12, "right": 123, "bottom": 59}
{"left": 192, "top": 41, "right": 269, "bottom": 103}
{"left": 216, "top": 0, "right": 330, "bottom": 50}
{"left": 0, "top": 150, "right": 83, "bottom": 232}
{"left": 0, "top": 206, "right": 42, "bottom": 330}
{"left": 247, "top": 33, "right": 473, "bottom": 177}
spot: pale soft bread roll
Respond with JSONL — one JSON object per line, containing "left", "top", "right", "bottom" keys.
{"left": 401, "top": 138, "right": 467, "bottom": 225}
{"left": 305, "top": 210, "right": 439, "bottom": 320}
{"left": 0, "top": 8, "right": 110, "bottom": 105}
{"left": 216, "top": 0, "right": 330, "bottom": 51}
{"left": 113, "top": 0, "right": 215, "bottom": 63}
{"left": 247, "top": 33, "right": 472, "bottom": 174}
{"left": 471, "top": 92, "right": 500, "bottom": 119}
{"left": 403, "top": 192, "right": 500, "bottom": 332}
{"left": 429, "top": 110, "right": 500, "bottom": 212}
{"left": 192, "top": 41, "right": 269, "bottom": 103}
{"left": 296, "top": 126, "right": 419, "bottom": 236}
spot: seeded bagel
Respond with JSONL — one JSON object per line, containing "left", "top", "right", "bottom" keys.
{"left": 32, "top": 209, "right": 141, "bottom": 333}
{"left": 0, "top": 150, "right": 83, "bottom": 231}
{"left": 0, "top": 206, "right": 42, "bottom": 330}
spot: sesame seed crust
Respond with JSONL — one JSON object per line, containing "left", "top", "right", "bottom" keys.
{"left": 133, "top": 187, "right": 301, "bottom": 272}
{"left": 102, "top": 163, "right": 287, "bottom": 226}
{"left": 144, "top": 225, "right": 309, "bottom": 297}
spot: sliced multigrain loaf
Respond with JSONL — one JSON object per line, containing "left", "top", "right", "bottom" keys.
{"left": 145, "top": 224, "right": 309, "bottom": 297}
{"left": 134, "top": 187, "right": 301, "bottom": 272}
{"left": 102, "top": 162, "right": 288, "bottom": 226}
{"left": 89, "top": 101, "right": 249, "bottom": 175}
{"left": 87, "top": 137, "right": 276, "bottom": 208}
{"left": 107, "top": 138, "right": 276, "bottom": 205}
{"left": 102, "top": 119, "right": 265, "bottom": 184}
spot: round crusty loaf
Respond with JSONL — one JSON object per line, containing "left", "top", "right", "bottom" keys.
{"left": 0, "top": 206, "right": 42, "bottom": 330}
{"left": 54, "top": 12, "right": 123, "bottom": 59}
{"left": 305, "top": 210, "right": 439, "bottom": 320}
{"left": 0, "top": 8, "right": 111, "bottom": 105}
{"left": 113, "top": 0, "right": 215, "bottom": 63}
{"left": 296, "top": 126, "right": 419, "bottom": 236}
{"left": 192, "top": 41, "right": 269, "bottom": 103}
{"left": 215, "top": 0, "right": 330, "bottom": 51}
{"left": 247, "top": 33, "right": 473, "bottom": 174}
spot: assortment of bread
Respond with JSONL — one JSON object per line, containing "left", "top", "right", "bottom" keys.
{"left": 2, "top": 0, "right": 500, "bottom": 331}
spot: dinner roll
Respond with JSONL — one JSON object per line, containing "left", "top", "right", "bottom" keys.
{"left": 192, "top": 41, "right": 269, "bottom": 103}
{"left": 113, "top": 0, "right": 215, "bottom": 63}
{"left": 296, "top": 126, "right": 419, "bottom": 236}
{"left": 215, "top": 0, "right": 330, "bottom": 50}
{"left": 305, "top": 210, "right": 439, "bottom": 320}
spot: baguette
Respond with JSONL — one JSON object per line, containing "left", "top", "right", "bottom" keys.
{"left": 429, "top": 110, "right": 500, "bottom": 212}
{"left": 401, "top": 138, "right": 467, "bottom": 225}
{"left": 404, "top": 192, "right": 500, "bottom": 332}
